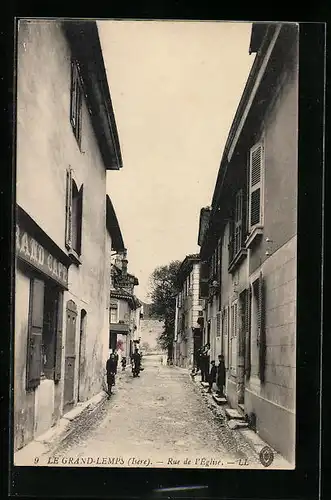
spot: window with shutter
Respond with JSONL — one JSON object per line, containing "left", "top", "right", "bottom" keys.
{"left": 26, "top": 279, "right": 44, "bottom": 391}
{"left": 65, "top": 169, "right": 73, "bottom": 249}
{"left": 72, "top": 181, "right": 83, "bottom": 256}
{"left": 249, "top": 142, "right": 264, "bottom": 230}
{"left": 228, "top": 218, "right": 235, "bottom": 263}
{"left": 245, "top": 286, "right": 252, "bottom": 379}
{"left": 229, "top": 189, "right": 245, "bottom": 265}
{"left": 70, "top": 60, "right": 83, "bottom": 148}
{"left": 234, "top": 190, "right": 243, "bottom": 255}
{"left": 230, "top": 301, "right": 238, "bottom": 374}
{"left": 65, "top": 171, "right": 83, "bottom": 258}
{"left": 222, "top": 307, "right": 229, "bottom": 369}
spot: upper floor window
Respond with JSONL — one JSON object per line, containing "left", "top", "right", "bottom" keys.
{"left": 70, "top": 59, "right": 83, "bottom": 149}
{"left": 65, "top": 168, "right": 83, "bottom": 259}
{"left": 248, "top": 142, "right": 264, "bottom": 230}
{"left": 109, "top": 302, "right": 118, "bottom": 324}
{"left": 229, "top": 189, "right": 245, "bottom": 263}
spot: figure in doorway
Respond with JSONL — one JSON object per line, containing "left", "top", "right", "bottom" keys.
{"left": 217, "top": 354, "right": 226, "bottom": 397}
{"left": 201, "top": 343, "right": 210, "bottom": 382}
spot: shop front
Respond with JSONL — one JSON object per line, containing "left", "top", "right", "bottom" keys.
{"left": 14, "top": 206, "right": 70, "bottom": 451}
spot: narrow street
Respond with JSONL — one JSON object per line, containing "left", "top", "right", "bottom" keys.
{"left": 47, "top": 354, "right": 260, "bottom": 468}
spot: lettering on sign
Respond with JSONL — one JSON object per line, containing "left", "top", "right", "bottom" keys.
{"left": 16, "top": 224, "right": 68, "bottom": 287}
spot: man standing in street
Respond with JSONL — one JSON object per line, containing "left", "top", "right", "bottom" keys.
{"left": 106, "top": 351, "right": 117, "bottom": 398}
{"left": 217, "top": 354, "right": 226, "bottom": 397}
{"left": 201, "top": 343, "right": 211, "bottom": 382}
{"left": 207, "top": 360, "right": 217, "bottom": 393}
{"left": 131, "top": 348, "right": 141, "bottom": 377}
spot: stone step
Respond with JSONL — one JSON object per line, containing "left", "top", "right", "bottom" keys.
{"left": 225, "top": 408, "right": 243, "bottom": 420}
{"left": 228, "top": 419, "right": 249, "bottom": 430}
{"left": 212, "top": 395, "right": 227, "bottom": 405}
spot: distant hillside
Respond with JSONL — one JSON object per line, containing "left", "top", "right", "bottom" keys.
{"left": 139, "top": 302, "right": 164, "bottom": 351}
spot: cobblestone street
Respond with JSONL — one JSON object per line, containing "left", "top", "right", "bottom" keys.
{"left": 46, "top": 354, "right": 260, "bottom": 468}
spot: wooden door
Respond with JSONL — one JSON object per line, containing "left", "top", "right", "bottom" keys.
{"left": 63, "top": 300, "right": 77, "bottom": 412}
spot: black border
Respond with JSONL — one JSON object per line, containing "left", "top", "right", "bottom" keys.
{"left": 2, "top": 11, "right": 325, "bottom": 500}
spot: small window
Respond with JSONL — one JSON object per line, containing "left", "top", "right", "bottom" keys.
{"left": 70, "top": 59, "right": 83, "bottom": 148}
{"left": 110, "top": 306, "right": 118, "bottom": 324}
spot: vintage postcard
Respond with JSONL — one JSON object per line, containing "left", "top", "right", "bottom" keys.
{"left": 13, "top": 18, "right": 298, "bottom": 471}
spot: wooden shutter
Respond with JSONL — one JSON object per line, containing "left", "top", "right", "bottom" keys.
{"left": 231, "top": 303, "right": 238, "bottom": 373}
{"left": 70, "top": 61, "right": 77, "bottom": 128}
{"left": 238, "top": 291, "right": 246, "bottom": 358}
{"left": 54, "top": 291, "right": 64, "bottom": 381}
{"left": 77, "top": 185, "right": 83, "bottom": 255}
{"left": 65, "top": 168, "right": 73, "bottom": 249}
{"left": 249, "top": 143, "right": 263, "bottom": 228}
{"left": 76, "top": 75, "right": 82, "bottom": 142}
{"left": 228, "top": 218, "right": 234, "bottom": 263}
{"left": 235, "top": 190, "right": 243, "bottom": 254}
{"left": 199, "top": 261, "right": 209, "bottom": 299}
{"left": 258, "top": 273, "right": 266, "bottom": 382}
{"left": 216, "top": 311, "right": 221, "bottom": 337}
{"left": 26, "top": 279, "right": 44, "bottom": 391}
{"left": 223, "top": 306, "right": 229, "bottom": 369}
{"left": 245, "top": 286, "right": 252, "bottom": 379}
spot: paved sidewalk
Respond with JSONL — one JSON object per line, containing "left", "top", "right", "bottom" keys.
{"left": 187, "top": 368, "right": 293, "bottom": 469}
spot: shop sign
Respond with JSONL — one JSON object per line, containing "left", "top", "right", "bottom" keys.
{"left": 16, "top": 224, "right": 69, "bottom": 288}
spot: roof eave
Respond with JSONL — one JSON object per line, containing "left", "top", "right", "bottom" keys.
{"left": 210, "top": 23, "right": 281, "bottom": 214}
{"left": 106, "top": 195, "right": 125, "bottom": 251}
{"left": 63, "top": 20, "right": 123, "bottom": 171}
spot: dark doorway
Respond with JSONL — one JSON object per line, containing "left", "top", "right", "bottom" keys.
{"left": 63, "top": 300, "right": 77, "bottom": 413}
{"left": 42, "top": 280, "right": 61, "bottom": 380}
{"left": 77, "top": 309, "right": 87, "bottom": 402}
{"left": 207, "top": 321, "right": 211, "bottom": 345}
{"left": 237, "top": 291, "right": 247, "bottom": 405}
{"left": 110, "top": 332, "right": 117, "bottom": 352}
{"left": 193, "top": 328, "right": 203, "bottom": 369}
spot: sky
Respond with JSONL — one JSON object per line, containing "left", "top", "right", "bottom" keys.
{"left": 98, "top": 20, "right": 255, "bottom": 302}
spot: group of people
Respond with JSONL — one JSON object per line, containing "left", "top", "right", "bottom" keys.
{"left": 193, "top": 343, "right": 226, "bottom": 397}
{"left": 105, "top": 348, "right": 142, "bottom": 397}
